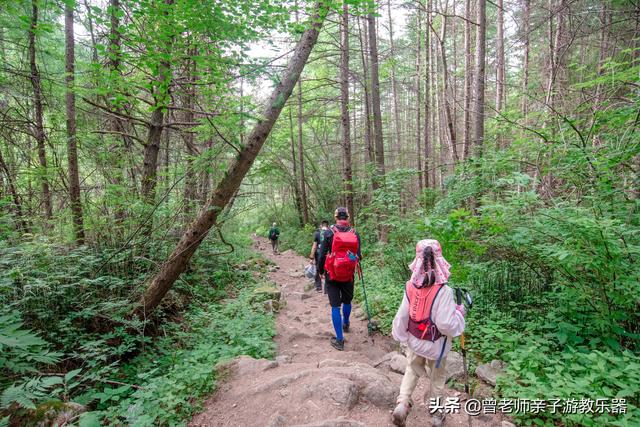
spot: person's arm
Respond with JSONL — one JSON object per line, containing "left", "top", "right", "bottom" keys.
{"left": 310, "top": 232, "right": 319, "bottom": 259}
{"left": 310, "top": 243, "right": 317, "bottom": 260}
{"left": 433, "top": 286, "right": 465, "bottom": 337}
{"left": 392, "top": 293, "right": 410, "bottom": 343}
{"left": 317, "top": 229, "right": 332, "bottom": 275}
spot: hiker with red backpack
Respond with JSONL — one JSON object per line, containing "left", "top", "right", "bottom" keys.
{"left": 317, "top": 207, "right": 361, "bottom": 351}
{"left": 390, "top": 239, "right": 466, "bottom": 427}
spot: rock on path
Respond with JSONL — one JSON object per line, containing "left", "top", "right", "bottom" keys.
{"left": 190, "top": 237, "right": 504, "bottom": 427}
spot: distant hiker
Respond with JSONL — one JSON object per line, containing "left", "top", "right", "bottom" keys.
{"left": 317, "top": 207, "right": 361, "bottom": 351}
{"left": 390, "top": 239, "right": 465, "bottom": 427}
{"left": 268, "top": 222, "right": 280, "bottom": 254}
{"left": 309, "top": 220, "right": 329, "bottom": 292}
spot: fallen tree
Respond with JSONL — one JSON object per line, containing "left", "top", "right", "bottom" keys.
{"left": 136, "top": 3, "right": 327, "bottom": 318}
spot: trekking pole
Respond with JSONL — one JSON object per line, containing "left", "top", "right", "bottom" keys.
{"left": 455, "top": 288, "right": 473, "bottom": 395}
{"left": 357, "top": 264, "right": 375, "bottom": 336}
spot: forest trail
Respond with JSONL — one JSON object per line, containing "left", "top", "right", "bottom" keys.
{"left": 190, "top": 237, "right": 504, "bottom": 427}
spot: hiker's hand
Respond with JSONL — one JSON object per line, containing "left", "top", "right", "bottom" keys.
{"left": 456, "top": 304, "right": 466, "bottom": 317}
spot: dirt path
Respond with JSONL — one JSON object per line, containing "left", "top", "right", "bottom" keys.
{"left": 190, "top": 237, "right": 504, "bottom": 427}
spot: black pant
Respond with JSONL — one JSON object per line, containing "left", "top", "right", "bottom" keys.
{"left": 314, "top": 253, "right": 323, "bottom": 291}
{"left": 326, "top": 278, "right": 354, "bottom": 308}
{"left": 270, "top": 238, "right": 278, "bottom": 252}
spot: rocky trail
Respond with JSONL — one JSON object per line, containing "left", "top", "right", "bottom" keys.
{"left": 190, "top": 237, "right": 508, "bottom": 427}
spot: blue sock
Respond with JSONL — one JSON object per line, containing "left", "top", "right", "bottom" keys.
{"left": 331, "top": 306, "right": 343, "bottom": 341}
{"left": 343, "top": 303, "right": 352, "bottom": 326}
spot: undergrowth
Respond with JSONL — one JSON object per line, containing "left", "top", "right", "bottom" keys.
{"left": 1, "top": 232, "right": 276, "bottom": 426}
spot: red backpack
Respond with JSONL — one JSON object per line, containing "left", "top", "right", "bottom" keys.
{"left": 325, "top": 226, "right": 359, "bottom": 282}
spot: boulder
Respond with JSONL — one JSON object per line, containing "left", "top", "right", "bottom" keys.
{"left": 373, "top": 351, "right": 398, "bottom": 368}
{"left": 304, "top": 282, "right": 317, "bottom": 292}
{"left": 304, "top": 375, "right": 359, "bottom": 409}
{"left": 253, "top": 286, "right": 281, "bottom": 302}
{"left": 445, "top": 351, "right": 464, "bottom": 381}
{"left": 268, "top": 265, "right": 279, "bottom": 272}
{"left": 332, "top": 365, "right": 396, "bottom": 408}
{"left": 501, "top": 421, "right": 516, "bottom": 427}
{"left": 475, "top": 360, "right": 507, "bottom": 386}
{"left": 389, "top": 353, "right": 407, "bottom": 374}
{"left": 233, "top": 355, "right": 278, "bottom": 375}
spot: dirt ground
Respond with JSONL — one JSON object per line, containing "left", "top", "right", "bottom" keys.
{"left": 190, "top": 237, "right": 505, "bottom": 427}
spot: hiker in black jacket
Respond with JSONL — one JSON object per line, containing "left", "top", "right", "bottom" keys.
{"left": 309, "top": 220, "right": 329, "bottom": 292}
{"left": 317, "top": 207, "right": 362, "bottom": 351}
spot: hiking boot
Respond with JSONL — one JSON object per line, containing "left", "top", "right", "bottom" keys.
{"left": 316, "top": 287, "right": 322, "bottom": 293}
{"left": 342, "top": 322, "right": 350, "bottom": 333}
{"left": 330, "top": 337, "right": 344, "bottom": 351}
{"left": 391, "top": 402, "right": 410, "bottom": 427}
{"left": 431, "top": 410, "right": 445, "bottom": 427}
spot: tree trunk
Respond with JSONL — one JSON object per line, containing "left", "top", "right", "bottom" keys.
{"left": 340, "top": 3, "right": 354, "bottom": 218}
{"left": 65, "top": 1, "right": 85, "bottom": 244}
{"left": 387, "top": 0, "right": 402, "bottom": 169}
{"left": 472, "top": 0, "right": 487, "bottom": 157}
{"left": 137, "top": 4, "right": 326, "bottom": 317}
{"left": 28, "top": 0, "right": 52, "bottom": 221}
{"left": 140, "top": 0, "right": 174, "bottom": 209}
{"left": 0, "top": 148, "right": 29, "bottom": 233}
{"left": 438, "top": 16, "right": 458, "bottom": 165}
{"left": 521, "top": 0, "right": 530, "bottom": 118}
{"left": 367, "top": 10, "right": 386, "bottom": 188}
{"left": 423, "top": 0, "right": 431, "bottom": 189}
{"left": 358, "top": 17, "right": 374, "bottom": 167}
{"left": 295, "top": 1, "right": 309, "bottom": 225}
{"left": 462, "top": 0, "right": 473, "bottom": 160}
{"left": 495, "top": 0, "right": 506, "bottom": 113}
{"left": 183, "top": 55, "right": 197, "bottom": 213}
{"left": 288, "top": 107, "right": 304, "bottom": 226}
{"left": 415, "top": 7, "right": 423, "bottom": 192}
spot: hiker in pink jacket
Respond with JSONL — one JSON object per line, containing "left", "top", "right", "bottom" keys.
{"left": 390, "top": 239, "right": 466, "bottom": 427}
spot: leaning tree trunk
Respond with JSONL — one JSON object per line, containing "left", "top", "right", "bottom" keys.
{"left": 137, "top": 4, "right": 326, "bottom": 317}
{"left": 340, "top": 2, "right": 354, "bottom": 219}
{"left": 65, "top": 0, "right": 85, "bottom": 244}
{"left": 28, "top": 0, "right": 52, "bottom": 221}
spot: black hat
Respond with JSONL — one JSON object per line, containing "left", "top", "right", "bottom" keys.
{"left": 335, "top": 207, "right": 349, "bottom": 220}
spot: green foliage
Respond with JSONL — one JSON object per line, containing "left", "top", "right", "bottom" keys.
{"left": 89, "top": 288, "right": 275, "bottom": 426}
{"left": 0, "top": 232, "right": 275, "bottom": 425}
{"left": 0, "top": 311, "right": 61, "bottom": 377}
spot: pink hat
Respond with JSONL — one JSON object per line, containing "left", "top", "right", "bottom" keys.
{"left": 408, "top": 239, "right": 451, "bottom": 288}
